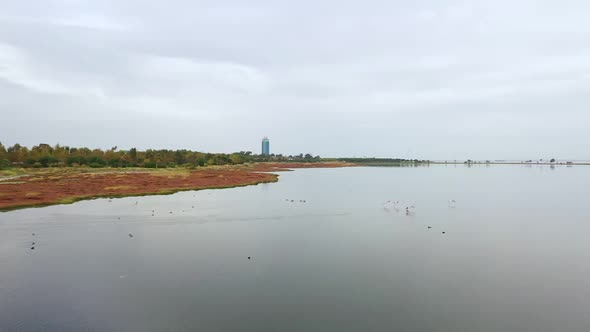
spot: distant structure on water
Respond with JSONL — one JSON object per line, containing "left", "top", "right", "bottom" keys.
{"left": 261, "top": 137, "right": 270, "bottom": 156}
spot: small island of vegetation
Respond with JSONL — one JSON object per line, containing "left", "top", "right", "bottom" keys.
{"left": 0, "top": 142, "right": 426, "bottom": 211}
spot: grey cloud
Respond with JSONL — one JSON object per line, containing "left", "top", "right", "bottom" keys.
{"left": 1, "top": 0, "right": 589, "bottom": 159}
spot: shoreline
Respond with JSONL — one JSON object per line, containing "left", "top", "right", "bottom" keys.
{"left": 2, "top": 160, "right": 581, "bottom": 212}
{"left": 0, "top": 162, "right": 353, "bottom": 212}
{"left": 429, "top": 162, "right": 590, "bottom": 166}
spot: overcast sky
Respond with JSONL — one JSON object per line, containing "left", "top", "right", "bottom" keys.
{"left": 1, "top": 0, "right": 589, "bottom": 160}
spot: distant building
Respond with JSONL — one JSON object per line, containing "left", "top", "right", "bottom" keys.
{"left": 261, "top": 137, "right": 270, "bottom": 156}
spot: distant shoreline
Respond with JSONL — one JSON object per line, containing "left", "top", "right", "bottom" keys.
{"left": 429, "top": 161, "right": 590, "bottom": 166}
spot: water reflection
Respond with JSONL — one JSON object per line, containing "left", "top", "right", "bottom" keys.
{"left": 1, "top": 166, "right": 590, "bottom": 331}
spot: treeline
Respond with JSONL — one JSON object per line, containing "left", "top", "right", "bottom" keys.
{"left": 0, "top": 142, "right": 321, "bottom": 169}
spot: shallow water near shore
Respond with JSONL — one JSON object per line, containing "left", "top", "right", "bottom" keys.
{"left": 1, "top": 165, "right": 590, "bottom": 331}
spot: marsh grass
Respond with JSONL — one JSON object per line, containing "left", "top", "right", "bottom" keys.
{"left": 103, "top": 185, "right": 136, "bottom": 191}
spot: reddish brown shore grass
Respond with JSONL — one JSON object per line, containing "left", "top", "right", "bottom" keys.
{"left": 0, "top": 162, "right": 354, "bottom": 211}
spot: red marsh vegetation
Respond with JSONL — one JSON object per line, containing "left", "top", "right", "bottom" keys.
{"left": 0, "top": 162, "right": 354, "bottom": 211}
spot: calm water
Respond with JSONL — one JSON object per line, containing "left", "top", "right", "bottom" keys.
{"left": 1, "top": 165, "right": 589, "bottom": 331}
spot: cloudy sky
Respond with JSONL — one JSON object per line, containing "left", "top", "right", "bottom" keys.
{"left": 0, "top": 0, "right": 589, "bottom": 160}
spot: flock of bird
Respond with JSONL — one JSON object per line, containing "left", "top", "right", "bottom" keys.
{"left": 122, "top": 199, "right": 200, "bottom": 240}
{"left": 115, "top": 198, "right": 256, "bottom": 259}
{"left": 28, "top": 198, "right": 203, "bottom": 251}
{"left": 27, "top": 195, "right": 454, "bottom": 253}
{"left": 284, "top": 199, "right": 307, "bottom": 203}
{"left": 382, "top": 199, "right": 457, "bottom": 235}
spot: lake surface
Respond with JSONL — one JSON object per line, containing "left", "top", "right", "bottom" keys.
{"left": 1, "top": 165, "right": 590, "bottom": 331}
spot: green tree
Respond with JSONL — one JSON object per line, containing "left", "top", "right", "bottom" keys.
{"left": 174, "top": 150, "right": 186, "bottom": 165}
{"left": 129, "top": 148, "right": 137, "bottom": 162}
{"left": 229, "top": 153, "right": 245, "bottom": 165}
{"left": 7, "top": 144, "right": 29, "bottom": 163}
{"left": 0, "top": 141, "right": 7, "bottom": 162}
{"left": 0, "top": 142, "right": 9, "bottom": 169}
